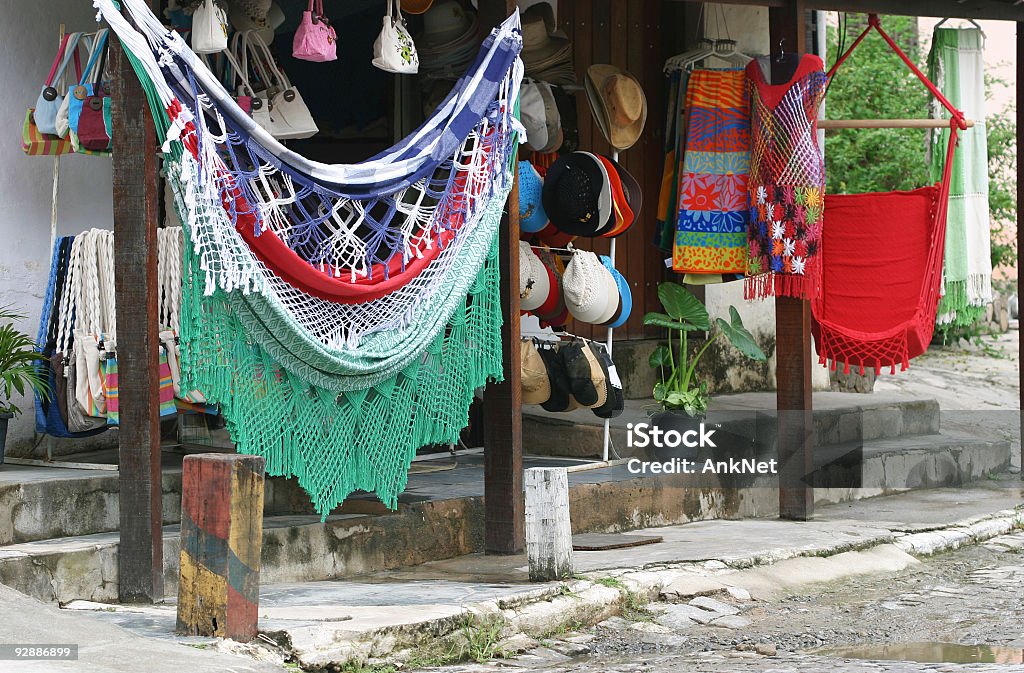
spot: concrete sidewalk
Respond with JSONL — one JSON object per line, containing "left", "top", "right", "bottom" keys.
{"left": 0, "top": 583, "right": 282, "bottom": 673}
{"left": 26, "top": 477, "right": 1020, "bottom": 671}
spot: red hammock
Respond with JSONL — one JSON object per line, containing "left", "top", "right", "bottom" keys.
{"left": 811, "top": 14, "right": 967, "bottom": 375}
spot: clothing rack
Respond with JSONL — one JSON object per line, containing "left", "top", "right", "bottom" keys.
{"left": 526, "top": 151, "right": 623, "bottom": 464}
{"left": 601, "top": 147, "right": 620, "bottom": 463}
{"left": 530, "top": 243, "right": 576, "bottom": 255}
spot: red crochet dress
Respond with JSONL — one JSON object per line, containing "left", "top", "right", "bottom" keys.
{"left": 745, "top": 55, "right": 827, "bottom": 300}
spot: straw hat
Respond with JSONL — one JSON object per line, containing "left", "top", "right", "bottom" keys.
{"left": 520, "top": 4, "right": 571, "bottom": 70}
{"left": 401, "top": 0, "right": 435, "bottom": 14}
{"left": 585, "top": 64, "right": 647, "bottom": 150}
{"left": 520, "top": 340, "right": 551, "bottom": 405}
{"left": 420, "top": 0, "right": 474, "bottom": 47}
{"left": 227, "top": 0, "right": 282, "bottom": 45}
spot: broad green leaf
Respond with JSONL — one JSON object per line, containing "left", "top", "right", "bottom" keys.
{"left": 653, "top": 382, "right": 666, "bottom": 402}
{"left": 716, "top": 307, "right": 767, "bottom": 361}
{"left": 649, "top": 344, "right": 672, "bottom": 369}
{"left": 665, "top": 392, "right": 687, "bottom": 406}
{"left": 642, "top": 312, "right": 687, "bottom": 331}
{"left": 657, "top": 283, "right": 710, "bottom": 329}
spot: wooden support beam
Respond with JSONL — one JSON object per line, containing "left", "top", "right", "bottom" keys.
{"left": 669, "top": 0, "right": 1024, "bottom": 23}
{"left": 177, "top": 455, "right": 265, "bottom": 641}
{"left": 525, "top": 468, "right": 574, "bottom": 582}
{"left": 819, "top": 118, "right": 975, "bottom": 130}
{"left": 109, "top": 8, "right": 164, "bottom": 602}
{"left": 477, "top": 0, "right": 524, "bottom": 555}
{"left": 769, "top": 0, "right": 815, "bottom": 521}
{"left": 1017, "top": 22, "right": 1022, "bottom": 480}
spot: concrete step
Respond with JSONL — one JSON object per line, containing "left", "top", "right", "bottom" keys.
{"left": 1, "top": 392, "right": 941, "bottom": 545}
{"left": 0, "top": 433, "right": 1010, "bottom": 604}
{"left": 0, "top": 463, "right": 333, "bottom": 547}
{"left": 524, "top": 392, "right": 940, "bottom": 459}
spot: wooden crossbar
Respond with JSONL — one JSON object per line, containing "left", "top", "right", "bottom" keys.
{"left": 819, "top": 118, "right": 976, "bottom": 129}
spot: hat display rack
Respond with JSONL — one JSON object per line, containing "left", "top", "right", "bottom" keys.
{"left": 518, "top": 56, "right": 648, "bottom": 465}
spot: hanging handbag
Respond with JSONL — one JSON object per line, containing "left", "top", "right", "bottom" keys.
{"left": 293, "top": 0, "right": 337, "bottom": 63}
{"left": 220, "top": 43, "right": 258, "bottom": 119}
{"left": 76, "top": 37, "right": 113, "bottom": 153}
{"left": 231, "top": 31, "right": 273, "bottom": 132}
{"left": 372, "top": 0, "right": 419, "bottom": 75}
{"left": 22, "top": 108, "right": 74, "bottom": 156}
{"left": 34, "top": 32, "right": 85, "bottom": 135}
{"left": 248, "top": 31, "right": 318, "bottom": 139}
{"left": 66, "top": 348, "right": 107, "bottom": 432}
{"left": 191, "top": 0, "right": 229, "bottom": 54}
{"left": 73, "top": 331, "right": 107, "bottom": 418}
{"left": 67, "top": 29, "right": 110, "bottom": 154}
{"left": 160, "top": 330, "right": 207, "bottom": 404}
{"left": 54, "top": 30, "right": 92, "bottom": 140}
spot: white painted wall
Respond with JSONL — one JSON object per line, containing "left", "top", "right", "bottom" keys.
{"left": 698, "top": 3, "right": 831, "bottom": 391}
{"left": 2, "top": 2, "right": 115, "bottom": 450}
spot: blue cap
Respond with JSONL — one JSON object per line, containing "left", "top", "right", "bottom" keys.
{"left": 518, "top": 161, "right": 549, "bottom": 234}
{"left": 600, "top": 256, "right": 632, "bottom": 329}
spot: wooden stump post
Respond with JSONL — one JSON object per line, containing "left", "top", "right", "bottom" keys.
{"left": 524, "top": 467, "right": 574, "bottom": 582}
{"left": 176, "top": 454, "right": 265, "bottom": 641}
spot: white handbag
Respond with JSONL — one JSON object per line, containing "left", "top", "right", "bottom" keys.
{"left": 246, "top": 31, "right": 318, "bottom": 140}
{"left": 372, "top": 0, "right": 419, "bottom": 75}
{"left": 191, "top": 0, "right": 229, "bottom": 54}
{"left": 230, "top": 32, "right": 274, "bottom": 133}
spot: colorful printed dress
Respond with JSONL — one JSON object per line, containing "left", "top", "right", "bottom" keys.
{"left": 672, "top": 69, "right": 750, "bottom": 276}
{"left": 744, "top": 55, "right": 827, "bottom": 300}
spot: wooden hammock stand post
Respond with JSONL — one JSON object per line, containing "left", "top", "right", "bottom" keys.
{"left": 110, "top": 0, "right": 164, "bottom": 603}
{"left": 769, "top": 0, "right": 815, "bottom": 521}
{"left": 479, "top": 0, "right": 525, "bottom": 554}
{"left": 1018, "top": 22, "right": 1023, "bottom": 483}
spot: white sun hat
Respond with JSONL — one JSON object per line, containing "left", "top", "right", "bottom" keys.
{"left": 519, "top": 241, "right": 551, "bottom": 312}
{"left": 563, "top": 250, "right": 614, "bottom": 324}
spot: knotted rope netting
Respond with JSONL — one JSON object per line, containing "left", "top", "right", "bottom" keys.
{"left": 95, "top": 0, "right": 523, "bottom": 516}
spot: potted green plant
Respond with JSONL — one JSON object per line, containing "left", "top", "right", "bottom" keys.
{"left": 643, "top": 282, "right": 766, "bottom": 458}
{"left": 0, "top": 306, "right": 50, "bottom": 463}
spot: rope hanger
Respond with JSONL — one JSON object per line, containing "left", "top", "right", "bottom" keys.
{"left": 818, "top": 14, "right": 974, "bottom": 131}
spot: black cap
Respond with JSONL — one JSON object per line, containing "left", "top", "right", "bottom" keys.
{"left": 560, "top": 341, "right": 599, "bottom": 407}
{"left": 538, "top": 344, "right": 574, "bottom": 413}
{"left": 590, "top": 342, "right": 624, "bottom": 419}
{"left": 542, "top": 153, "right": 608, "bottom": 237}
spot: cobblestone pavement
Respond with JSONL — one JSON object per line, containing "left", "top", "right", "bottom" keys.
{"left": 422, "top": 532, "right": 1024, "bottom": 673}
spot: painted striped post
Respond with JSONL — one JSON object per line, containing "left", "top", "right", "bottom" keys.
{"left": 176, "top": 454, "right": 265, "bottom": 641}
